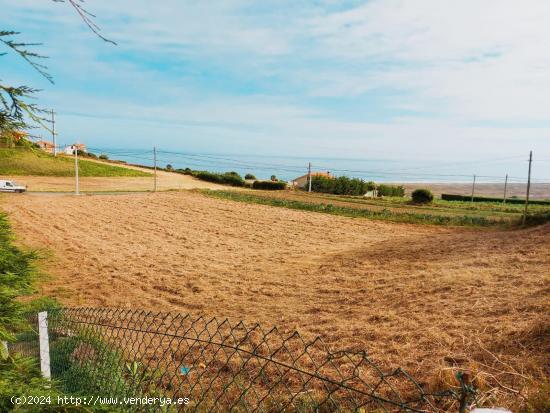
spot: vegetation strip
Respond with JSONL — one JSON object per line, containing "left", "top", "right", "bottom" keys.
{"left": 0, "top": 147, "right": 150, "bottom": 177}
{"left": 198, "top": 189, "right": 513, "bottom": 227}
{"left": 0, "top": 213, "right": 70, "bottom": 411}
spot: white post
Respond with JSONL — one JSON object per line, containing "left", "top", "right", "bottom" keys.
{"left": 38, "top": 311, "right": 51, "bottom": 379}
{"left": 74, "top": 145, "right": 80, "bottom": 195}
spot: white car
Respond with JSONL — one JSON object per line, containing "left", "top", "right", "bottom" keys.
{"left": 0, "top": 180, "right": 27, "bottom": 193}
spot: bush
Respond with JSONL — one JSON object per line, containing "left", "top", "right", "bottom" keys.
{"left": 310, "top": 175, "right": 370, "bottom": 196}
{"left": 411, "top": 188, "right": 434, "bottom": 204}
{"left": 365, "top": 181, "right": 377, "bottom": 191}
{"left": 176, "top": 167, "right": 193, "bottom": 175}
{"left": 98, "top": 154, "right": 109, "bottom": 160}
{"left": 252, "top": 180, "right": 287, "bottom": 190}
{"left": 377, "top": 184, "right": 405, "bottom": 197}
{"left": 270, "top": 175, "right": 277, "bottom": 181}
{"left": 245, "top": 173, "right": 256, "bottom": 180}
{"left": 194, "top": 170, "right": 245, "bottom": 187}
{"left": 166, "top": 164, "right": 173, "bottom": 171}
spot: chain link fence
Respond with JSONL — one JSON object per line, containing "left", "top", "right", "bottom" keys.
{"left": 11, "top": 307, "right": 476, "bottom": 412}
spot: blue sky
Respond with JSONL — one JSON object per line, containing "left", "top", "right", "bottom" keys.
{"left": 2, "top": 0, "right": 550, "bottom": 177}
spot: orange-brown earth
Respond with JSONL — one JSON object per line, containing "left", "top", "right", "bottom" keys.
{"left": 1, "top": 191, "right": 548, "bottom": 406}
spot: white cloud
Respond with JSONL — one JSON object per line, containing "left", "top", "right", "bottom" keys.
{"left": 2, "top": 0, "right": 550, "bottom": 176}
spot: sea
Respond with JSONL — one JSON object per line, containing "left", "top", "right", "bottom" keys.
{"left": 88, "top": 148, "right": 546, "bottom": 184}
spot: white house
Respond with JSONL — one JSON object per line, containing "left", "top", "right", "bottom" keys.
{"left": 64, "top": 143, "right": 87, "bottom": 155}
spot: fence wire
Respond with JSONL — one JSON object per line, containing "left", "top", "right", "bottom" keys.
{"left": 11, "top": 308, "right": 475, "bottom": 412}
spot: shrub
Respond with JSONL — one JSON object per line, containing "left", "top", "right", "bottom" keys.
{"left": 365, "top": 181, "right": 377, "bottom": 191}
{"left": 166, "top": 164, "right": 173, "bottom": 171}
{"left": 270, "top": 175, "right": 277, "bottom": 181}
{"left": 98, "top": 154, "right": 109, "bottom": 160}
{"left": 377, "top": 184, "right": 405, "bottom": 197}
{"left": 411, "top": 188, "right": 434, "bottom": 204}
{"left": 177, "top": 167, "right": 193, "bottom": 175}
{"left": 310, "top": 175, "right": 372, "bottom": 196}
{"left": 194, "top": 170, "right": 245, "bottom": 187}
{"left": 221, "top": 172, "right": 245, "bottom": 187}
{"left": 252, "top": 180, "right": 287, "bottom": 190}
{"left": 245, "top": 173, "right": 256, "bottom": 180}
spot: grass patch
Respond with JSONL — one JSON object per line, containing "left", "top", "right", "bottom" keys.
{"left": 199, "top": 189, "right": 513, "bottom": 227}
{"left": 0, "top": 213, "right": 71, "bottom": 411}
{"left": 0, "top": 148, "right": 150, "bottom": 177}
{"left": 289, "top": 192, "right": 550, "bottom": 218}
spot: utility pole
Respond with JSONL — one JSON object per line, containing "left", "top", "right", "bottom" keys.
{"left": 503, "top": 174, "right": 508, "bottom": 203}
{"left": 51, "top": 110, "right": 57, "bottom": 156}
{"left": 153, "top": 146, "right": 157, "bottom": 192}
{"left": 470, "top": 174, "right": 476, "bottom": 202}
{"left": 307, "top": 162, "right": 312, "bottom": 193}
{"left": 522, "top": 151, "right": 533, "bottom": 226}
{"left": 74, "top": 144, "right": 79, "bottom": 195}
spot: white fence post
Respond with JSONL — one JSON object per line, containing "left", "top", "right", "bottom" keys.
{"left": 38, "top": 311, "right": 51, "bottom": 379}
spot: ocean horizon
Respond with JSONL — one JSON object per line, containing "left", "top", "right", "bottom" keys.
{"left": 84, "top": 147, "right": 545, "bottom": 185}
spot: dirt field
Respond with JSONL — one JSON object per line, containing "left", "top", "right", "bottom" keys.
{"left": 1, "top": 191, "right": 548, "bottom": 404}
{"left": 0, "top": 165, "right": 227, "bottom": 192}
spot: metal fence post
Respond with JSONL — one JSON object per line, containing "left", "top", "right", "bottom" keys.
{"left": 38, "top": 311, "right": 51, "bottom": 379}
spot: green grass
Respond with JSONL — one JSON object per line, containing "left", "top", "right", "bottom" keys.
{"left": 287, "top": 192, "right": 550, "bottom": 218}
{"left": 0, "top": 148, "right": 150, "bottom": 177}
{"left": 199, "top": 189, "right": 550, "bottom": 227}
{"left": 198, "top": 190, "right": 513, "bottom": 227}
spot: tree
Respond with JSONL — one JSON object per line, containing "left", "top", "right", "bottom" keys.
{"left": 1, "top": 1, "right": 114, "bottom": 135}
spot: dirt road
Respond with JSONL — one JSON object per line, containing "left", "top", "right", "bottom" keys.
{"left": 1, "top": 191, "right": 548, "bottom": 399}
{"left": 0, "top": 169, "right": 227, "bottom": 192}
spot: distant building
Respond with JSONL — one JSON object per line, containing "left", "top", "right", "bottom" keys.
{"left": 36, "top": 140, "right": 56, "bottom": 154}
{"left": 291, "top": 171, "right": 332, "bottom": 188}
{"left": 364, "top": 189, "right": 379, "bottom": 198}
{"left": 63, "top": 143, "right": 87, "bottom": 155}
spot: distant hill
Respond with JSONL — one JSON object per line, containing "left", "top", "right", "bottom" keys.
{"left": 0, "top": 147, "right": 150, "bottom": 177}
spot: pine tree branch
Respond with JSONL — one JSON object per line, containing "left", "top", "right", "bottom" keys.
{"left": 52, "top": 0, "right": 117, "bottom": 44}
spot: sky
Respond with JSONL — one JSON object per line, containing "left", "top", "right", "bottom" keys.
{"left": 2, "top": 0, "right": 550, "bottom": 178}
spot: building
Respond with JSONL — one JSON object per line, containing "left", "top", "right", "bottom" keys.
{"left": 290, "top": 171, "right": 332, "bottom": 188}
{"left": 63, "top": 143, "right": 87, "bottom": 155}
{"left": 36, "top": 140, "right": 56, "bottom": 154}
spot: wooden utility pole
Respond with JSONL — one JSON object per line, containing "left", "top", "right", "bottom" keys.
{"left": 470, "top": 174, "right": 476, "bottom": 202}
{"left": 503, "top": 174, "right": 508, "bottom": 203}
{"left": 522, "top": 151, "right": 533, "bottom": 226}
{"left": 74, "top": 144, "right": 79, "bottom": 195}
{"left": 307, "top": 162, "right": 312, "bottom": 193}
{"left": 51, "top": 110, "right": 57, "bottom": 156}
{"left": 153, "top": 146, "right": 157, "bottom": 192}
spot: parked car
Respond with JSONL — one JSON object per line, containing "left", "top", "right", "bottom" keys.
{"left": 0, "top": 180, "right": 27, "bottom": 193}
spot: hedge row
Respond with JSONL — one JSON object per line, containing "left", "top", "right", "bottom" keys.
{"left": 310, "top": 176, "right": 376, "bottom": 196}
{"left": 193, "top": 170, "right": 245, "bottom": 187}
{"left": 441, "top": 193, "right": 550, "bottom": 205}
{"left": 376, "top": 184, "right": 405, "bottom": 197}
{"left": 252, "top": 180, "right": 287, "bottom": 190}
